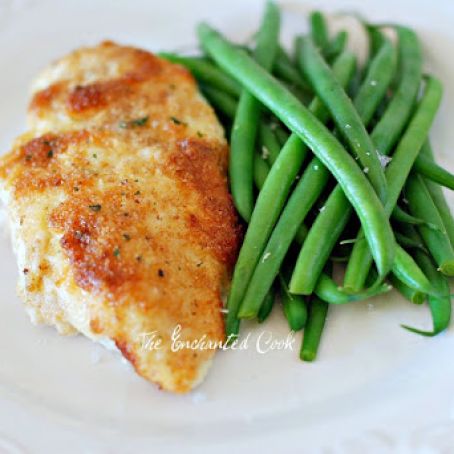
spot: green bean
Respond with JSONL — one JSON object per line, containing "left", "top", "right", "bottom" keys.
{"left": 290, "top": 35, "right": 397, "bottom": 294}
{"left": 280, "top": 80, "right": 313, "bottom": 105}
{"left": 370, "top": 27, "right": 422, "bottom": 156}
{"left": 353, "top": 36, "right": 397, "bottom": 127}
{"left": 237, "top": 158, "right": 330, "bottom": 319}
{"left": 405, "top": 173, "right": 454, "bottom": 276}
{"left": 343, "top": 76, "right": 443, "bottom": 291}
{"left": 202, "top": 85, "right": 280, "bottom": 189}
{"left": 325, "top": 30, "right": 348, "bottom": 61}
{"left": 414, "top": 154, "right": 454, "bottom": 190}
{"left": 426, "top": 183, "right": 454, "bottom": 247}
{"left": 201, "top": 85, "right": 237, "bottom": 118}
{"left": 392, "top": 205, "right": 435, "bottom": 228}
{"left": 403, "top": 277, "right": 451, "bottom": 336}
{"left": 314, "top": 273, "right": 392, "bottom": 305}
{"left": 389, "top": 274, "right": 426, "bottom": 305}
{"left": 310, "top": 11, "right": 329, "bottom": 51}
{"left": 254, "top": 154, "right": 307, "bottom": 330}
{"left": 226, "top": 53, "right": 355, "bottom": 334}
{"left": 198, "top": 23, "right": 396, "bottom": 279}
{"left": 391, "top": 243, "right": 440, "bottom": 296}
{"left": 254, "top": 2, "right": 281, "bottom": 68}
{"left": 274, "top": 124, "right": 290, "bottom": 146}
{"left": 300, "top": 297, "right": 329, "bottom": 362}
{"left": 254, "top": 147, "right": 307, "bottom": 246}
{"left": 315, "top": 274, "right": 350, "bottom": 304}
{"left": 233, "top": 53, "right": 356, "bottom": 320}
{"left": 297, "top": 35, "right": 387, "bottom": 199}
{"left": 274, "top": 46, "right": 312, "bottom": 92}
{"left": 395, "top": 232, "right": 427, "bottom": 253}
{"left": 230, "top": 1, "right": 280, "bottom": 221}
{"left": 294, "top": 224, "right": 309, "bottom": 245}
{"left": 226, "top": 133, "right": 307, "bottom": 334}
{"left": 200, "top": 85, "right": 288, "bottom": 170}
{"left": 158, "top": 53, "right": 241, "bottom": 97}
{"left": 201, "top": 84, "right": 292, "bottom": 195}
{"left": 367, "top": 26, "right": 386, "bottom": 57}
{"left": 364, "top": 267, "right": 379, "bottom": 288}
{"left": 290, "top": 185, "right": 353, "bottom": 294}
{"left": 279, "top": 273, "right": 307, "bottom": 331}
{"left": 257, "top": 287, "right": 276, "bottom": 323}
{"left": 339, "top": 241, "right": 435, "bottom": 298}
{"left": 259, "top": 122, "right": 281, "bottom": 164}
{"left": 400, "top": 227, "right": 451, "bottom": 335}
{"left": 420, "top": 141, "right": 454, "bottom": 247}
{"left": 255, "top": 149, "right": 308, "bottom": 254}
{"left": 253, "top": 154, "right": 270, "bottom": 189}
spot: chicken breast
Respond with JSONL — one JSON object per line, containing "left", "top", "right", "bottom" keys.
{"left": 0, "top": 42, "right": 239, "bottom": 393}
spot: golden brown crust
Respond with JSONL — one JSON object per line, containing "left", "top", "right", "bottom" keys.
{"left": 0, "top": 41, "right": 239, "bottom": 393}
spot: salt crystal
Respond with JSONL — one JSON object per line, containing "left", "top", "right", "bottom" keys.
{"left": 261, "top": 146, "right": 270, "bottom": 160}
{"left": 378, "top": 154, "right": 392, "bottom": 168}
{"left": 262, "top": 252, "right": 271, "bottom": 262}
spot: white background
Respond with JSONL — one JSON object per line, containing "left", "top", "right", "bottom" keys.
{"left": 1, "top": 1, "right": 454, "bottom": 452}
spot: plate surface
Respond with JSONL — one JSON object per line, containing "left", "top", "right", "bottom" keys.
{"left": 1, "top": 0, "right": 454, "bottom": 452}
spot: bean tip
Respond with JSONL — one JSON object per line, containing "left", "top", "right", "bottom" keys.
{"left": 300, "top": 350, "right": 316, "bottom": 362}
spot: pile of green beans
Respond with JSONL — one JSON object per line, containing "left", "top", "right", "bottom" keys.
{"left": 161, "top": 3, "right": 454, "bottom": 361}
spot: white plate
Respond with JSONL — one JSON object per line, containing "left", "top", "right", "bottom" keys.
{"left": 1, "top": 0, "right": 454, "bottom": 452}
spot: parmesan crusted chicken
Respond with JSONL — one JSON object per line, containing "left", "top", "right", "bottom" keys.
{"left": 0, "top": 42, "right": 239, "bottom": 393}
